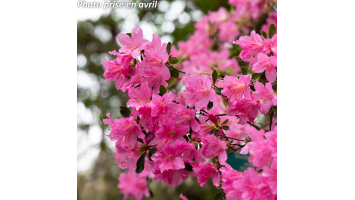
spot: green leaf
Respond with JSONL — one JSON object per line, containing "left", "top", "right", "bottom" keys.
{"left": 185, "top": 162, "right": 193, "bottom": 171}
{"left": 209, "top": 64, "right": 215, "bottom": 71}
{"left": 148, "top": 147, "right": 157, "bottom": 161}
{"left": 207, "top": 101, "right": 213, "bottom": 110}
{"left": 222, "top": 119, "right": 229, "bottom": 124}
{"left": 212, "top": 70, "right": 218, "bottom": 84}
{"left": 170, "top": 69, "right": 179, "bottom": 78}
{"left": 221, "top": 126, "right": 229, "bottom": 130}
{"left": 220, "top": 134, "right": 226, "bottom": 139}
{"left": 262, "top": 31, "right": 267, "bottom": 39}
{"left": 137, "top": 137, "right": 143, "bottom": 143}
{"left": 214, "top": 192, "right": 223, "bottom": 200}
{"left": 251, "top": 73, "right": 259, "bottom": 80}
{"left": 159, "top": 85, "right": 167, "bottom": 96}
{"left": 215, "top": 88, "right": 222, "bottom": 95}
{"left": 241, "top": 66, "right": 248, "bottom": 75}
{"left": 269, "top": 24, "right": 276, "bottom": 38}
{"left": 166, "top": 42, "right": 172, "bottom": 55}
{"left": 169, "top": 57, "right": 178, "bottom": 64}
{"left": 136, "top": 152, "right": 146, "bottom": 173}
{"left": 120, "top": 106, "right": 131, "bottom": 118}
{"left": 201, "top": 72, "right": 213, "bottom": 75}
{"left": 126, "top": 33, "right": 131, "bottom": 37}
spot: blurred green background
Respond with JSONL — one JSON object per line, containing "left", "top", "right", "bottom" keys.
{"left": 77, "top": 1, "right": 247, "bottom": 199}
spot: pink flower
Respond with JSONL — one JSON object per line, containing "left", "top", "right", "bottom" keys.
{"left": 140, "top": 33, "right": 169, "bottom": 67}
{"left": 180, "top": 193, "right": 189, "bottom": 200}
{"left": 232, "top": 168, "right": 270, "bottom": 200}
{"left": 233, "top": 31, "right": 264, "bottom": 62}
{"left": 150, "top": 92, "right": 179, "bottom": 117}
{"left": 182, "top": 75, "right": 218, "bottom": 111}
{"left": 117, "top": 27, "right": 150, "bottom": 59}
{"left": 193, "top": 162, "right": 220, "bottom": 187}
{"left": 226, "top": 98, "right": 259, "bottom": 125}
{"left": 118, "top": 170, "right": 150, "bottom": 200}
{"left": 220, "top": 164, "right": 244, "bottom": 194}
{"left": 221, "top": 75, "right": 252, "bottom": 104}
{"left": 208, "top": 114, "right": 218, "bottom": 125}
{"left": 151, "top": 143, "right": 185, "bottom": 172}
{"left": 252, "top": 82, "right": 277, "bottom": 114}
{"left": 127, "top": 81, "right": 152, "bottom": 110}
{"left": 252, "top": 53, "right": 277, "bottom": 83}
{"left": 263, "top": 34, "right": 277, "bottom": 56}
{"left": 103, "top": 113, "right": 144, "bottom": 148}
{"left": 218, "top": 19, "right": 239, "bottom": 42}
{"left": 102, "top": 51, "right": 134, "bottom": 90}
{"left": 138, "top": 66, "right": 170, "bottom": 94}
{"left": 262, "top": 158, "right": 277, "bottom": 195}
{"left": 176, "top": 141, "right": 205, "bottom": 163}
{"left": 153, "top": 168, "right": 187, "bottom": 188}
{"left": 152, "top": 118, "right": 189, "bottom": 145}
{"left": 201, "top": 135, "right": 228, "bottom": 165}
{"left": 174, "top": 106, "right": 200, "bottom": 132}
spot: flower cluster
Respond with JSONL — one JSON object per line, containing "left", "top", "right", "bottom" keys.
{"left": 102, "top": 1, "right": 277, "bottom": 199}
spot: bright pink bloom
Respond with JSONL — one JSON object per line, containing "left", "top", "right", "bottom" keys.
{"left": 262, "top": 158, "right": 277, "bottom": 195}
{"left": 252, "top": 53, "right": 277, "bottom": 83}
{"left": 252, "top": 82, "right": 277, "bottom": 114}
{"left": 138, "top": 66, "right": 170, "bottom": 94}
{"left": 102, "top": 51, "right": 134, "bottom": 90}
{"left": 182, "top": 75, "right": 218, "bottom": 111}
{"left": 232, "top": 168, "right": 270, "bottom": 200}
{"left": 117, "top": 27, "right": 150, "bottom": 59}
{"left": 220, "top": 164, "right": 244, "bottom": 194}
{"left": 151, "top": 143, "right": 185, "bottom": 172}
{"left": 152, "top": 118, "right": 189, "bottom": 145}
{"left": 201, "top": 135, "right": 228, "bottom": 165}
{"left": 174, "top": 106, "right": 200, "bottom": 132}
{"left": 127, "top": 81, "right": 152, "bottom": 110}
{"left": 176, "top": 141, "right": 205, "bottom": 163}
{"left": 140, "top": 33, "right": 169, "bottom": 67}
{"left": 153, "top": 168, "right": 187, "bottom": 188}
{"left": 118, "top": 170, "right": 150, "bottom": 200}
{"left": 227, "top": 98, "right": 259, "bottom": 125}
{"left": 103, "top": 114, "right": 144, "bottom": 148}
{"left": 233, "top": 31, "right": 264, "bottom": 62}
{"left": 221, "top": 75, "right": 252, "bottom": 104}
{"left": 193, "top": 162, "right": 220, "bottom": 187}
{"left": 150, "top": 92, "right": 179, "bottom": 117}
{"left": 263, "top": 34, "right": 277, "bottom": 56}
{"left": 218, "top": 19, "right": 239, "bottom": 42}
{"left": 208, "top": 114, "right": 218, "bottom": 125}
{"left": 179, "top": 193, "right": 188, "bottom": 200}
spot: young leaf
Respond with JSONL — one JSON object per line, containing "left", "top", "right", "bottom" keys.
{"left": 207, "top": 101, "right": 213, "bottom": 110}
{"left": 209, "top": 64, "right": 215, "bottom": 71}
{"left": 148, "top": 147, "right": 157, "bottom": 161}
{"left": 241, "top": 66, "right": 248, "bottom": 75}
{"left": 166, "top": 42, "right": 172, "bottom": 55}
{"left": 214, "top": 193, "right": 223, "bottom": 200}
{"left": 120, "top": 106, "right": 131, "bottom": 118}
{"left": 169, "top": 57, "right": 178, "bottom": 64}
{"left": 212, "top": 70, "right": 218, "bottom": 84}
{"left": 170, "top": 69, "right": 179, "bottom": 78}
{"left": 262, "top": 31, "right": 267, "bottom": 39}
{"left": 251, "top": 73, "right": 259, "bottom": 80}
{"left": 159, "top": 85, "right": 167, "bottom": 96}
{"left": 221, "top": 125, "right": 229, "bottom": 130}
{"left": 201, "top": 72, "right": 213, "bottom": 75}
{"left": 215, "top": 88, "right": 222, "bottom": 95}
{"left": 269, "top": 24, "right": 276, "bottom": 38}
{"left": 222, "top": 119, "right": 229, "bottom": 124}
{"left": 136, "top": 152, "right": 146, "bottom": 173}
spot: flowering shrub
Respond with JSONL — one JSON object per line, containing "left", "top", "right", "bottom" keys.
{"left": 103, "top": 1, "right": 277, "bottom": 199}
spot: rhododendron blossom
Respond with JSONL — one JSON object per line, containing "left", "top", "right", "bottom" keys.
{"left": 101, "top": 1, "right": 277, "bottom": 199}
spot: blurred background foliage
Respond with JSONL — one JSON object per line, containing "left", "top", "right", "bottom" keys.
{"left": 77, "top": 0, "right": 237, "bottom": 199}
